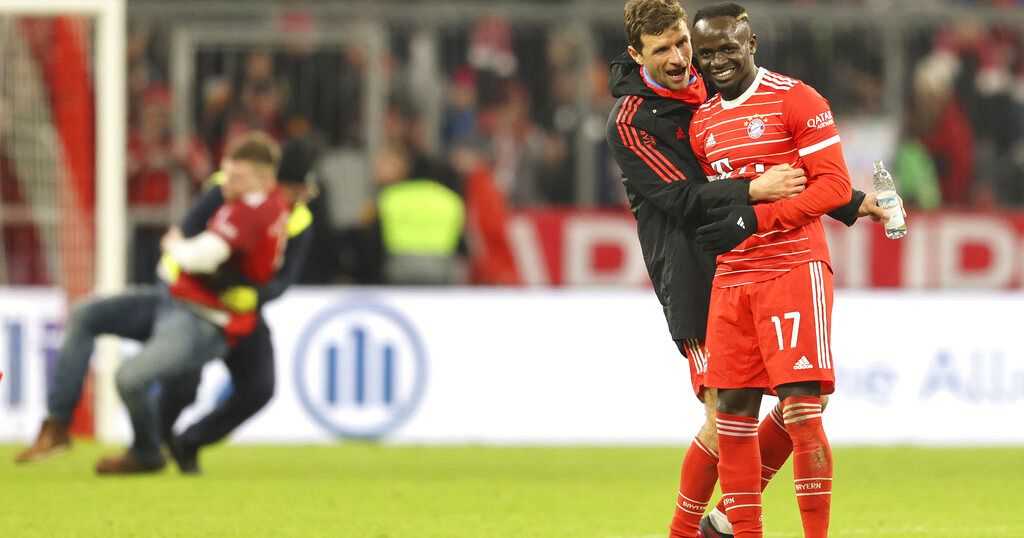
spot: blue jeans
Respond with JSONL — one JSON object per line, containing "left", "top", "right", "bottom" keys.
{"left": 48, "top": 288, "right": 161, "bottom": 422}
{"left": 48, "top": 287, "right": 227, "bottom": 461}
{"left": 159, "top": 316, "right": 275, "bottom": 449}
{"left": 116, "top": 296, "right": 226, "bottom": 460}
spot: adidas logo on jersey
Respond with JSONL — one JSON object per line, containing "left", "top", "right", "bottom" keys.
{"left": 793, "top": 356, "right": 813, "bottom": 370}
{"left": 706, "top": 132, "right": 717, "bottom": 148}
{"left": 736, "top": 217, "right": 745, "bottom": 229}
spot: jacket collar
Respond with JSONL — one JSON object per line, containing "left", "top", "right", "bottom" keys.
{"left": 608, "top": 51, "right": 708, "bottom": 114}
{"left": 640, "top": 66, "right": 707, "bottom": 108}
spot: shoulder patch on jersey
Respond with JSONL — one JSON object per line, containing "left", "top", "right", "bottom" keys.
{"left": 805, "top": 110, "right": 835, "bottom": 130}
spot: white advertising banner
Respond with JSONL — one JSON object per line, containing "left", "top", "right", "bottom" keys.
{"left": 0, "top": 289, "right": 65, "bottom": 440}
{"left": 828, "top": 292, "right": 1024, "bottom": 445}
{"left": 196, "top": 288, "right": 1024, "bottom": 446}
{"left": 196, "top": 288, "right": 697, "bottom": 445}
{"left": 4, "top": 287, "right": 1024, "bottom": 445}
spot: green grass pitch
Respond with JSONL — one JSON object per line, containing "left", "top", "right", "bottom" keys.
{"left": 1, "top": 443, "right": 1022, "bottom": 537}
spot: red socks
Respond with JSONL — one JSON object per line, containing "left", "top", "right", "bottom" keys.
{"left": 707, "top": 401, "right": 829, "bottom": 537}
{"left": 668, "top": 437, "right": 719, "bottom": 538}
{"left": 783, "top": 396, "right": 832, "bottom": 538}
{"left": 759, "top": 403, "right": 795, "bottom": 490}
{"left": 713, "top": 403, "right": 793, "bottom": 516}
{"left": 715, "top": 412, "right": 762, "bottom": 537}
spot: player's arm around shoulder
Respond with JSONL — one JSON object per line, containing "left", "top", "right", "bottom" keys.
{"left": 690, "top": 100, "right": 806, "bottom": 208}
{"left": 750, "top": 82, "right": 852, "bottom": 232}
{"left": 606, "top": 96, "right": 749, "bottom": 218}
{"left": 180, "top": 183, "right": 227, "bottom": 237}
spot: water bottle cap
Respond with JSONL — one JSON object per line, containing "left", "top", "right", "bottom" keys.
{"left": 873, "top": 160, "right": 885, "bottom": 172}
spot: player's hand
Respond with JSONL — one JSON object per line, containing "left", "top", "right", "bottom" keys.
{"left": 748, "top": 164, "right": 806, "bottom": 202}
{"left": 697, "top": 205, "right": 758, "bottom": 255}
{"left": 857, "top": 191, "right": 907, "bottom": 222}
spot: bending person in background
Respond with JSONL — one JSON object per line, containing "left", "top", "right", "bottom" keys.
{"left": 95, "top": 132, "right": 291, "bottom": 474}
{"left": 14, "top": 133, "right": 289, "bottom": 474}
{"left": 158, "top": 140, "right": 315, "bottom": 474}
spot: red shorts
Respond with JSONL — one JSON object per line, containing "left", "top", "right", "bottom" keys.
{"left": 676, "top": 338, "right": 709, "bottom": 400}
{"left": 705, "top": 261, "right": 835, "bottom": 395}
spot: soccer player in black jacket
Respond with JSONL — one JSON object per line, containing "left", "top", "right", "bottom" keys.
{"left": 606, "top": 1, "right": 886, "bottom": 536}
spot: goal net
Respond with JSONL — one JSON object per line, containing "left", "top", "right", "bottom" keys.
{"left": 0, "top": 0, "right": 125, "bottom": 441}
{"left": 0, "top": 16, "right": 95, "bottom": 297}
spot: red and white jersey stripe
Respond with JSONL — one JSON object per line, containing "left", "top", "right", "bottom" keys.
{"left": 682, "top": 338, "right": 709, "bottom": 376}
{"left": 690, "top": 68, "right": 844, "bottom": 287}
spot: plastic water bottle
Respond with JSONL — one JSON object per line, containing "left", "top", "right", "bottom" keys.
{"left": 871, "top": 160, "right": 907, "bottom": 239}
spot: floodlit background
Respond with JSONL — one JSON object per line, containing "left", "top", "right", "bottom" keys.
{"left": 0, "top": 1, "right": 1022, "bottom": 537}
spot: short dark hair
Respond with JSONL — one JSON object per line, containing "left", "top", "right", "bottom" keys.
{"left": 227, "top": 132, "right": 280, "bottom": 170}
{"left": 693, "top": 2, "right": 750, "bottom": 28}
{"left": 277, "top": 140, "right": 317, "bottom": 185}
{"left": 623, "top": 0, "right": 687, "bottom": 54}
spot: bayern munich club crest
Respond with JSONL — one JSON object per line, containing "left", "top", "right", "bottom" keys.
{"left": 746, "top": 115, "right": 766, "bottom": 139}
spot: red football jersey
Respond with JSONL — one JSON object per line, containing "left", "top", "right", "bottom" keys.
{"left": 689, "top": 68, "right": 852, "bottom": 287}
{"left": 170, "top": 186, "right": 290, "bottom": 337}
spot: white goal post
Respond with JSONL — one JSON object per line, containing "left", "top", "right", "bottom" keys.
{"left": 3, "top": 0, "right": 126, "bottom": 442}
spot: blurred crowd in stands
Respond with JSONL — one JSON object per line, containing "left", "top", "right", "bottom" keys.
{"left": 118, "top": 3, "right": 1024, "bottom": 286}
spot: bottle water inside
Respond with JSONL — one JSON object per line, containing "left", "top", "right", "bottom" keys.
{"left": 871, "top": 160, "right": 907, "bottom": 239}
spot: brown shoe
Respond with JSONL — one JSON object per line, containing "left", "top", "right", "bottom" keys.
{"left": 95, "top": 451, "right": 166, "bottom": 475}
{"left": 14, "top": 417, "right": 72, "bottom": 463}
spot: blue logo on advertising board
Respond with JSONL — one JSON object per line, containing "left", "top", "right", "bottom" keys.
{"left": 293, "top": 299, "right": 428, "bottom": 439}
{"left": 1, "top": 320, "right": 61, "bottom": 409}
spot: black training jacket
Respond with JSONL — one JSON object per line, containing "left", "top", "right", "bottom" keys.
{"left": 605, "top": 52, "right": 863, "bottom": 341}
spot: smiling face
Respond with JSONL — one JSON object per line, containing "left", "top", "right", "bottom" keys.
{"left": 628, "top": 19, "right": 693, "bottom": 91}
{"left": 692, "top": 15, "right": 758, "bottom": 100}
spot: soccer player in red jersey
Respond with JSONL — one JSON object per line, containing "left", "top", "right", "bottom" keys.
{"left": 94, "top": 133, "right": 291, "bottom": 474}
{"left": 607, "top": 2, "right": 898, "bottom": 538}
{"left": 688, "top": 3, "right": 850, "bottom": 537}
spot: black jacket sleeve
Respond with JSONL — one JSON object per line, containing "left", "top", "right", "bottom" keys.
{"left": 606, "top": 105, "right": 749, "bottom": 221}
{"left": 258, "top": 226, "right": 313, "bottom": 305}
{"left": 826, "top": 189, "right": 866, "bottom": 227}
{"left": 180, "top": 186, "right": 226, "bottom": 237}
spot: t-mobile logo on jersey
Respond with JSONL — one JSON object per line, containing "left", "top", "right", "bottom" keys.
{"left": 294, "top": 299, "right": 428, "bottom": 439}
